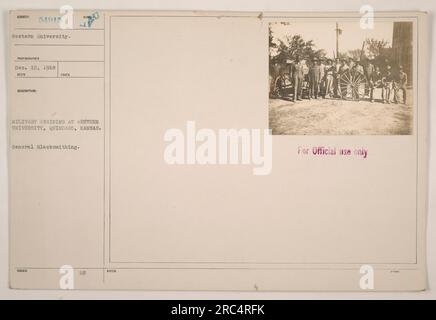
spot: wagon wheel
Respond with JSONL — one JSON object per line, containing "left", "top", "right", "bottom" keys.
{"left": 272, "top": 76, "right": 281, "bottom": 97}
{"left": 339, "top": 70, "right": 367, "bottom": 101}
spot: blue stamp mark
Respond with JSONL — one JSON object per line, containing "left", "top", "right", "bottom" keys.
{"left": 80, "top": 11, "right": 100, "bottom": 28}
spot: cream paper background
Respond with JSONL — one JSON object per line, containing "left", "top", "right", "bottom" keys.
{"left": 109, "top": 14, "right": 419, "bottom": 265}
{"left": 1, "top": 1, "right": 435, "bottom": 298}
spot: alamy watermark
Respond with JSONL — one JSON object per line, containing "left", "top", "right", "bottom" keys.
{"left": 360, "top": 5, "right": 374, "bottom": 30}
{"left": 359, "top": 264, "right": 375, "bottom": 290}
{"left": 59, "top": 264, "right": 74, "bottom": 289}
{"left": 163, "top": 121, "right": 272, "bottom": 175}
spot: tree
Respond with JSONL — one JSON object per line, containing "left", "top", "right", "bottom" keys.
{"left": 269, "top": 27, "right": 277, "bottom": 54}
{"left": 270, "top": 34, "right": 325, "bottom": 64}
{"left": 347, "top": 49, "right": 363, "bottom": 61}
{"left": 364, "top": 38, "right": 389, "bottom": 58}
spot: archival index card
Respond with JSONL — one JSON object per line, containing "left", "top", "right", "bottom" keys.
{"left": 8, "top": 10, "right": 428, "bottom": 291}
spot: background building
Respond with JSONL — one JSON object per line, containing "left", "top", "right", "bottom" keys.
{"left": 392, "top": 22, "right": 413, "bottom": 86}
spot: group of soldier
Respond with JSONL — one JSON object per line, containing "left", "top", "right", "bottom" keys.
{"left": 286, "top": 55, "right": 408, "bottom": 104}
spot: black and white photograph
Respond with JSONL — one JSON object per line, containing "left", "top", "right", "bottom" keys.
{"left": 269, "top": 20, "right": 414, "bottom": 135}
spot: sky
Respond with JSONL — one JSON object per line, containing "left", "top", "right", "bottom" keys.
{"left": 270, "top": 21, "right": 393, "bottom": 59}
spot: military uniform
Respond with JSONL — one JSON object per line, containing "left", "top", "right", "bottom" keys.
{"left": 382, "top": 68, "right": 394, "bottom": 103}
{"left": 365, "top": 63, "right": 375, "bottom": 81}
{"left": 291, "top": 61, "right": 304, "bottom": 101}
{"left": 394, "top": 70, "right": 408, "bottom": 104}
{"left": 324, "top": 64, "right": 334, "bottom": 98}
{"left": 309, "top": 62, "right": 322, "bottom": 99}
{"left": 369, "top": 69, "right": 382, "bottom": 102}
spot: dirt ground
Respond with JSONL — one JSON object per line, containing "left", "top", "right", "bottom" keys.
{"left": 269, "top": 90, "right": 413, "bottom": 135}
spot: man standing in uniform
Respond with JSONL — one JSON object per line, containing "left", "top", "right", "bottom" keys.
{"left": 319, "top": 58, "right": 326, "bottom": 97}
{"left": 394, "top": 66, "right": 408, "bottom": 104}
{"left": 324, "top": 59, "right": 334, "bottom": 98}
{"left": 309, "top": 58, "right": 322, "bottom": 99}
{"left": 365, "top": 59, "right": 375, "bottom": 81}
{"left": 354, "top": 59, "right": 364, "bottom": 75}
{"left": 382, "top": 65, "right": 394, "bottom": 104}
{"left": 365, "top": 59, "right": 375, "bottom": 100}
{"left": 291, "top": 55, "right": 304, "bottom": 102}
{"left": 369, "top": 66, "right": 382, "bottom": 103}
